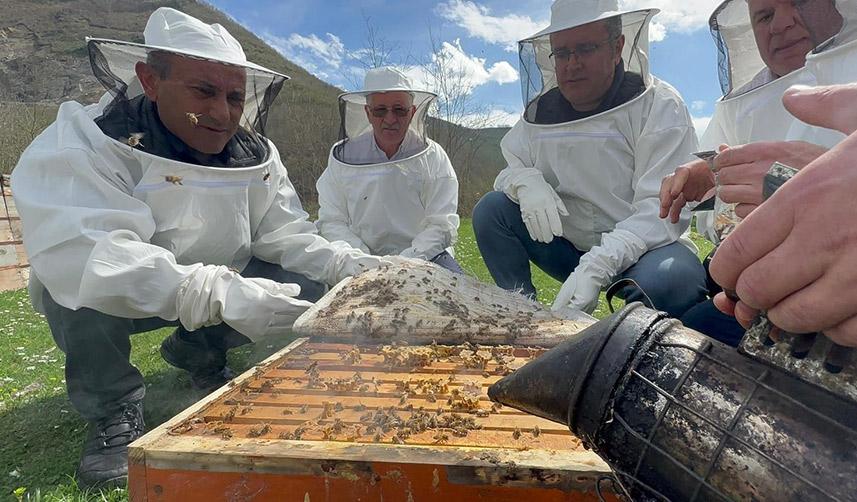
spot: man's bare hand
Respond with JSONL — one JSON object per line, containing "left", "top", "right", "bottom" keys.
{"left": 783, "top": 83, "right": 857, "bottom": 135}
{"left": 713, "top": 141, "right": 828, "bottom": 218}
{"left": 659, "top": 158, "right": 716, "bottom": 223}
{"left": 710, "top": 83, "right": 857, "bottom": 346}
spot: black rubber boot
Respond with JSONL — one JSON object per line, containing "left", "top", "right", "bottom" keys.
{"left": 76, "top": 400, "right": 145, "bottom": 489}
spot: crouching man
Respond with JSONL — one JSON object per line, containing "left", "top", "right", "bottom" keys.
{"left": 316, "top": 67, "right": 462, "bottom": 273}
{"left": 473, "top": 0, "right": 707, "bottom": 317}
{"left": 12, "top": 8, "right": 389, "bottom": 488}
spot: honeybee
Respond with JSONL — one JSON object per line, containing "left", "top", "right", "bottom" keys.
{"left": 263, "top": 172, "right": 271, "bottom": 182}
{"left": 122, "top": 132, "right": 145, "bottom": 149}
{"left": 186, "top": 112, "right": 203, "bottom": 125}
{"left": 164, "top": 175, "right": 184, "bottom": 186}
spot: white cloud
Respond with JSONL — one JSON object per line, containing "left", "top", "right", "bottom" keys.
{"left": 263, "top": 32, "right": 353, "bottom": 84}
{"left": 264, "top": 30, "right": 518, "bottom": 102}
{"left": 484, "top": 108, "right": 522, "bottom": 127}
{"left": 620, "top": 0, "right": 721, "bottom": 40}
{"left": 442, "top": 107, "right": 520, "bottom": 129}
{"left": 441, "top": 0, "right": 720, "bottom": 46}
{"left": 437, "top": 0, "right": 547, "bottom": 51}
{"left": 403, "top": 39, "right": 519, "bottom": 95}
{"left": 647, "top": 21, "right": 668, "bottom": 43}
{"left": 692, "top": 115, "right": 712, "bottom": 139}
{"left": 691, "top": 100, "right": 707, "bottom": 112}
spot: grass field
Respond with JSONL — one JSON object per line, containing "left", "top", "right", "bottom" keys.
{"left": 0, "top": 218, "right": 713, "bottom": 501}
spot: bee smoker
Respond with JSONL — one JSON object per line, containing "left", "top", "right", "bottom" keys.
{"left": 489, "top": 303, "right": 857, "bottom": 501}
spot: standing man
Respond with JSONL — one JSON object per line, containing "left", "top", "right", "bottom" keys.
{"left": 12, "top": 8, "right": 389, "bottom": 488}
{"left": 473, "top": 0, "right": 706, "bottom": 317}
{"left": 316, "top": 67, "right": 462, "bottom": 272}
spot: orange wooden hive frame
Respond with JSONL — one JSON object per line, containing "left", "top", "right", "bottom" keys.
{"left": 129, "top": 338, "right": 615, "bottom": 501}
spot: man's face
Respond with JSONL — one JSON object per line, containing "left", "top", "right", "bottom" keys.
{"left": 550, "top": 20, "right": 624, "bottom": 112}
{"left": 137, "top": 55, "right": 247, "bottom": 154}
{"left": 365, "top": 91, "right": 415, "bottom": 153}
{"left": 747, "top": 0, "right": 841, "bottom": 76}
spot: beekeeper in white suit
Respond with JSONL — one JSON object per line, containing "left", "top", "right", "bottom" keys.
{"left": 658, "top": 0, "right": 853, "bottom": 344}
{"left": 472, "top": 0, "right": 707, "bottom": 317}
{"left": 316, "top": 67, "right": 462, "bottom": 273}
{"left": 11, "top": 8, "right": 391, "bottom": 488}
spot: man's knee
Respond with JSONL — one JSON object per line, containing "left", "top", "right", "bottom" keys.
{"left": 41, "top": 288, "right": 138, "bottom": 351}
{"left": 625, "top": 245, "right": 707, "bottom": 317}
{"left": 472, "top": 191, "right": 519, "bottom": 234}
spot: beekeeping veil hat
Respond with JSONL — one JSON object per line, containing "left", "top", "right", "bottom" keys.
{"left": 333, "top": 67, "right": 437, "bottom": 165}
{"left": 86, "top": 7, "right": 289, "bottom": 136}
{"left": 519, "top": 0, "right": 658, "bottom": 123}
{"left": 710, "top": 0, "right": 857, "bottom": 98}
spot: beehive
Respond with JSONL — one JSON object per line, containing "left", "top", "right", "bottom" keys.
{"left": 0, "top": 176, "right": 28, "bottom": 292}
{"left": 128, "top": 338, "right": 613, "bottom": 501}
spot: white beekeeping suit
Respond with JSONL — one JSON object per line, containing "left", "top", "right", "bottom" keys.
{"left": 785, "top": 0, "right": 857, "bottom": 144}
{"left": 697, "top": 0, "right": 857, "bottom": 242}
{"left": 495, "top": 0, "right": 698, "bottom": 313}
{"left": 316, "top": 67, "right": 459, "bottom": 261}
{"left": 11, "top": 8, "right": 386, "bottom": 340}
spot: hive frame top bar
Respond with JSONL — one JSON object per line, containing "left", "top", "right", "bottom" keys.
{"left": 130, "top": 337, "right": 610, "bottom": 477}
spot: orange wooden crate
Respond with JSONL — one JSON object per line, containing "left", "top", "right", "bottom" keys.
{"left": 129, "top": 338, "right": 613, "bottom": 501}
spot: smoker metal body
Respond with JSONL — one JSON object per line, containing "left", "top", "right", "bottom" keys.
{"left": 489, "top": 303, "right": 857, "bottom": 501}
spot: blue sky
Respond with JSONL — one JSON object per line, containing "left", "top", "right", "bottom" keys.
{"left": 205, "top": 0, "right": 724, "bottom": 131}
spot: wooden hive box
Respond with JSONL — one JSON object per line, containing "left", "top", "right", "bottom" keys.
{"left": 129, "top": 338, "right": 613, "bottom": 501}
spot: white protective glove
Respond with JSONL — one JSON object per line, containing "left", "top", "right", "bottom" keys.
{"left": 333, "top": 248, "right": 395, "bottom": 283}
{"left": 551, "top": 263, "right": 608, "bottom": 314}
{"left": 399, "top": 246, "right": 423, "bottom": 260}
{"left": 515, "top": 174, "right": 569, "bottom": 244}
{"left": 176, "top": 265, "right": 314, "bottom": 341}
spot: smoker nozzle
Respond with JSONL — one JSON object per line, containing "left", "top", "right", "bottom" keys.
{"left": 488, "top": 304, "right": 665, "bottom": 436}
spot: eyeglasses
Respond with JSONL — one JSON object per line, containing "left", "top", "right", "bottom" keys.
{"left": 370, "top": 106, "right": 411, "bottom": 118}
{"left": 549, "top": 38, "right": 616, "bottom": 63}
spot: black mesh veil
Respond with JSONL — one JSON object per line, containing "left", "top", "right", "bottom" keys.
{"left": 518, "top": 10, "right": 656, "bottom": 123}
{"left": 332, "top": 71, "right": 436, "bottom": 166}
{"left": 87, "top": 39, "right": 287, "bottom": 139}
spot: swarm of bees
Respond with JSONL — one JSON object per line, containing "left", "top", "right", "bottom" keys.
{"left": 340, "top": 346, "right": 362, "bottom": 365}
{"left": 212, "top": 424, "right": 234, "bottom": 440}
{"left": 320, "top": 401, "right": 336, "bottom": 419}
{"left": 247, "top": 422, "right": 271, "bottom": 438}
{"left": 305, "top": 361, "right": 324, "bottom": 389}
{"left": 326, "top": 372, "right": 364, "bottom": 393}
{"left": 447, "top": 388, "right": 481, "bottom": 413}
{"left": 262, "top": 343, "right": 544, "bottom": 445}
{"left": 379, "top": 345, "right": 436, "bottom": 368}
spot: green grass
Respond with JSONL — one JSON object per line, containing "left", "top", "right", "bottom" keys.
{"left": 0, "top": 218, "right": 713, "bottom": 501}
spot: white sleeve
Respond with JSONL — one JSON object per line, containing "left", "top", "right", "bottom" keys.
{"left": 315, "top": 165, "right": 371, "bottom": 253}
{"left": 13, "top": 148, "right": 202, "bottom": 320}
{"left": 401, "top": 148, "right": 460, "bottom": 260}
{"left": 577, "top": 93, "right": 699, "bottom": 284}
{"left": 251, "top": 159, "right": 378, "bottom": 286}
{"left": 493, "top": 121, "right": 546, "bottom": 201}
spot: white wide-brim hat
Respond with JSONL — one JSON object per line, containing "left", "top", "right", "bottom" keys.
{"left": 523, "top": 0, "right": 658, "bottom": 41}
{"left": 340, "top": 67, "right": 436, "bottom": 106}
{"left": 87, "top": 7, "right": 289, "bottom": 81}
